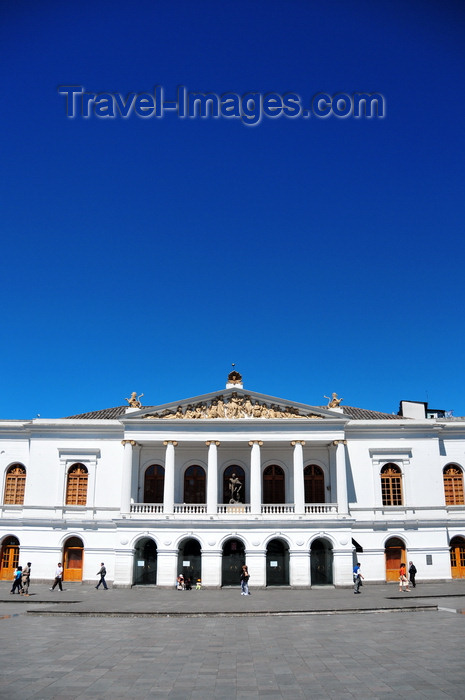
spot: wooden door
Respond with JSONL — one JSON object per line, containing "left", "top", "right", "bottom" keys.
{"left": 184, "top": 466, "right": 206, "bottom": 504}
{"left": 263, "top": 466, "right": 285, "bottom": 504}
{"left": 450, "top": 537, "right": 465, "bottom": 579}
{"left": 385, "top": 537, "right": 405, "bottom": 582}
{"left": 63, "top": 538, "right": 83, "bottom": 581}
{"left": 0, "top": 538, "right": 19, "bottom": 581}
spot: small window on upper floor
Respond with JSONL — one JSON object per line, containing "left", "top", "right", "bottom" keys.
{"left": 381, "top": 463, "right": 403, "bottom": 506}
{"left": 4, "top": 464, "right": 26, "bottom": 505}
{"left": 443, "top": 464, "right": 464, "bottom": 506}
{"left": 66, "top": 463, "right": 88, "bottom": 506}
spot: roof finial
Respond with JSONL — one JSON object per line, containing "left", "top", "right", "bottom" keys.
{"left": 226, "top": 365, "right": 243, "bottom": 389}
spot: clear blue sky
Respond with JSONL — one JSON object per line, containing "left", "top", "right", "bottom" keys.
{"left": 2, "top": 0, "right": 465, "bottom": 419}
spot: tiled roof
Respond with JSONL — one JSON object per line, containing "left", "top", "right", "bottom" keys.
{"left": 65, "top": 406, "right": 131, "bottom": 419}
{"left": 64, "top": 405, "right": 405, "bottom": 420}
{"left": 340, "top": 406, "right": 406, "bottom": 420}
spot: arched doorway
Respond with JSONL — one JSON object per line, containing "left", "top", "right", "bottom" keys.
{"left": 0, "top": 536, "right": 19, "bottom": 581}
{"left": 178, "top": 538, "right": 201, "bottom": 586}
{"left": 310, "top": 538, "right": 333, "bottom": 585}
{"left": 184, "top": 466, "right": 206, "bottom": 503}
{"left": 133, "top": 538, "right": 157, "bottom": 585}
{"left": 450, "top": 536, "right": 465, "bottom": 579}
{"left": 222, "top": 538, "right": 245, "bottom": 586}
{"left": 144, "top": 465, "right": 165, "bottom": 503}
{"left": 263, "top": 465, "right": 285, "bottom": 504}
{"left": 63, "top": 536, "right": 84, "bottom": 582}
{"left": 266, "top": 538, "right": 289, "bottom": 586}
{"left": 385, "top": 537, "right": 406, "bottom": 581}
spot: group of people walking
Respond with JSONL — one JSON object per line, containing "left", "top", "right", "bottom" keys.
{"left": 398, "top": 561, "right": 417, "bottom": 592}
{"left": 353, "top": 560, "right": 418, "bottom": 593}
{"left": 10, "top": 562, "right": 32, "bottom": 595}
{"left": 11, "top": 561, "right": 109, "bottom": 594}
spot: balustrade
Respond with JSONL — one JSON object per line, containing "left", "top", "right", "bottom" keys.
{"left": 261, "top": 504, "right": 295, "bottom": 514}
{"left": 128, "top": 502, "right": 338, "bottom": 516}
{"left": 173, "top": 504, "right": 207, "bottom": 514}
{"left": 304, "top": 503, "right": 338, "bottom": 514}
{"left": 130, "top": 503, "right": 164, "bottom": 514}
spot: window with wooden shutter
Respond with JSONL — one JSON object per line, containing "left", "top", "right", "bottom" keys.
{"left": 381, "top": 463, "right": 403, "bottom": 506}
{"left": 443, "top": 465, "right": 464, "bottom": 506}
{"left": 4, "top": 464, "right": 26, "bottom": 505}
{"left": 66, "top": 464, "right": 88, "bottom": 505}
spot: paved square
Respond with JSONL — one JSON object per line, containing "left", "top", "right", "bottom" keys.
{"left": 1, "top": 601, "right": 465, "bottom": 698}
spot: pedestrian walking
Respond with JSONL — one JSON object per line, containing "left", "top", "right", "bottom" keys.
{"left": 353, "top": 562, "right": 364, "bottom": 593}
{"left": 95, "top": 562, "right": 108, "bottom": 590}
{"left": 408, "top": 561, "right": 417, "bottom": 588}
{"left": 399, "top": 562, "right": 410, "bottom": 591}
{"left": 50, "top": 563, "right": 63, "bottom": 591}
{"left": 10, "top": 566, "right": 23, "bottom": 594}
{"left": 240, "top": 565, "right": 251, "bottom": 595}
{"left": 21, "top": 562, "right": 31, "bottom": 596}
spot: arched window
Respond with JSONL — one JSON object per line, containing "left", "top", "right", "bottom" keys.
{"left": 183, "top": 466, "right": 206, "bottom": 504}
{"left": 381, "top": 463, "right": 403, "bottom": 506}
{"left": 263, "top": 465, "right": 285, "bottom": 504}
{"left": 4, "top": 464, "right": 26, "bottom": 505}
{"left": 443, "top": 465, "right": 465, "bottom": 506}
{"left": 223, "top": 466, "right": 245, "bottom": 504}
{"left": 304, "top": 465, "right": 325, "bottom": 503}
{"left": 66, "top": 464, "right": 88, "bottom": 506}
{"left": 144, "top": 465, "right": 165, "bottom": 503}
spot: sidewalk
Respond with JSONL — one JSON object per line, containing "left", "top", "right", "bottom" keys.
{"left": 2, "top": 580, "right": 465, "bottom": 617}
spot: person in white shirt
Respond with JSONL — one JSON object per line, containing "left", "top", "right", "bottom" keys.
{"left": 50, "top": 563, "right": 63, "bottom": 591}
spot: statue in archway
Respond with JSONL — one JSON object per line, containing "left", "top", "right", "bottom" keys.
{"left": 228, "top": 473, "right": 242, "bottom": 503}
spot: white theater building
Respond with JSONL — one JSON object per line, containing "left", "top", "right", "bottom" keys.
{"left": 1, "top": 371, "right": 465, "bottom": 588}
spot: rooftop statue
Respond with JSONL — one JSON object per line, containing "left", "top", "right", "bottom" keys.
{"left": 126, "top": 392, "right": 144, "bottom": 409}
{"left": 324, "top": 392, "right": 343, "bottom": 409}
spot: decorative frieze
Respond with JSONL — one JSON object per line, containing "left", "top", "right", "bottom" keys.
{"left": 143, "top": 394, "right": 323, "bottom": 420}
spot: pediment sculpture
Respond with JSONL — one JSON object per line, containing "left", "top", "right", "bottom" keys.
{"left": 143, "top": 393, "right": 323, "bottom": 420}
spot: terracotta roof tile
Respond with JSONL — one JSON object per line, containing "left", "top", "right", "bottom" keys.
{"left": 64, "top": 404, "right": 406, "bottom": 420}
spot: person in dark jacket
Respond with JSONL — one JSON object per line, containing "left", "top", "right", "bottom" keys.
{"left": 95, "top": 563, "right": 108, "bottom": 590}
{"left": 408, "top": 561, "right": 417, "bottom": 588}
{"left": 240, "top": 565, "right": 250, "bottom": 595}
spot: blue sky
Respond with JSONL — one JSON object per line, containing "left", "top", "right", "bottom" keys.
{"left": 2, "top": 0, "right": 465, "bottom": 419}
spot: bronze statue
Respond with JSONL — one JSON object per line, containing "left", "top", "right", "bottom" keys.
{"left": 228, "top": 473, "right": 242, "bottom": 503}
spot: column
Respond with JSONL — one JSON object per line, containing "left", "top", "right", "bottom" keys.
{"left": 206, "top": 441, "right": 220, "bottom": 514}
{"left": 249, "top": 440, "right": 263, "bottom": 514}
{"left": 333, "top": 440, "right": 349, "bottom": 515}
{"left": 121, "top": 440, "right": 138, "bottom": 514}
{"left": 163, "top": 440, "right": 177, "bottom": 514}
{"left": 289, "top": 549, "right": 310, "bottom": 586}
{"left": 201, "top": 549, "right": 222, "bottom": 587}
{"left": 292, "top": 440, "right": 305, "bottom": 515}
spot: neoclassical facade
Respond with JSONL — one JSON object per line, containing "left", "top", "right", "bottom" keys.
{"left": 1, "top": 373, "right": 465, "bottom": 588}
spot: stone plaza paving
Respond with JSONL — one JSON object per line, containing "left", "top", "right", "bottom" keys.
{"left": 1, "top": 582, "right": 465, "bottom": 699}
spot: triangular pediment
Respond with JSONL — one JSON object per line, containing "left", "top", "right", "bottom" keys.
{"left": 122, "top": 388, "right": 348, "bottom": 421}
